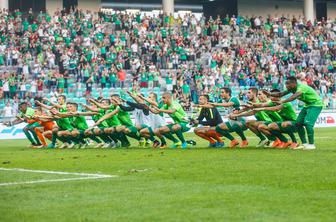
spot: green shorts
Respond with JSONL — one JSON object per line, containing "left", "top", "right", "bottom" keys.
{"left": 167, "top": 122, "right": 190, "bottom": 133}
{"left": 296, "top": 106, "right": 322, "bottom": 127}
{"left": 225, "top": 120, "right": 247, "bottom": 132}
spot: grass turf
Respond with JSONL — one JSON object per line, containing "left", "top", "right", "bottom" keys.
{"left": 1, "top": 128, "right": 336, "bottom": 222}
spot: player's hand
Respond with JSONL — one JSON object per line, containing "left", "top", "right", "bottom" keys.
{"left": 273, "top": 100, "right": 282, "bottom": 105}
{"left": 42, "top": 97, "right": 49, "bottom": 102}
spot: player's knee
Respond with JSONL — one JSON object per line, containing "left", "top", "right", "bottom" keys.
{"left": 268, "top": 123, "right": 277, "bottom": 131}
{"left": 172, "top": 125, "right": 181, "bottom": 131}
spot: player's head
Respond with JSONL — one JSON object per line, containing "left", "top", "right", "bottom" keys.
{"left": 161, "top": 92, "right": 172, "bottom": 104}
{"left": 285, "top": 76, "right": 298, "bottom": 92}
{"left": 102, "top": 99, "right": 111, "bottom": 106}
{"left": 270, "top": 89, "right": 280, "bottom": 102}
{"left": 220, "top": 88, "right": 231, "bottom": 100}
{"left": 66, "top": 102, "right": 74, "bottom": 112}
{"left": 257, "top": 90, "right": 268, "bottom": 102}
{"left": 57, "top": 95, "right": 66, "bottom": 105}
{"left": 148, "top": 92, "right": 158, "bottom": 102}
{"left": 19, "top": 102, "right": 28, "bottom": 113}
{"left": 248, "top": 87, "right": 258, "bottom": 101}
{"left": 199, "top": 94, "right": 209, "bottom": 105}
{"left": 110, "top": 94, "right": 120, "bottom": 105}
{"left": 70, "top": 102, "right": 79, "bottom": 111}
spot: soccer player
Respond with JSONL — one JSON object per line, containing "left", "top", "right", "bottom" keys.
{"left": 192, "top": 94, "right": 224, "bottom": 148}
{"left": 249, "top": 89, "right": 298, "bottom": 148}
{"left": 212, "top": 88, "right": 248, "bottom": 148}
{"left": 4, "top": 102, "right": 43, "bottom": 148}
{"left": 151, "top": 92, "right": 190, "bottom": 149}
{"left": 263, "top": 76, "right": 323, "bottom": 150}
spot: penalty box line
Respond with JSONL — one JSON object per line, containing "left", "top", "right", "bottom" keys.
{"left": 0, "top": 167, "right": 118, "bottom": 187}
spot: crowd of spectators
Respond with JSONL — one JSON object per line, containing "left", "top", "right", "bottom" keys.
{"left": 0, "top": 7, "right": 335, "bottom": 113}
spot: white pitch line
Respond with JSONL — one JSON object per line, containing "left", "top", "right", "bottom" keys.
{"left": 0, "top": 167, "right": 113, "bottom": 177}
{"left": 0, "top": 168, "right": 118, "bottom": 187}
{"left": 0, "top": 176, "right": 116, "bottom": 187}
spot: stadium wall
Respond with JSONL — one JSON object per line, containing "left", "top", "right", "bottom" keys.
{"left": 328, "top": 2, "right": 336, "bottom": 18}
{"left": 1, "top": 112, "right": 336, "bottom": 140}
{"left": 46, "top": 0, "right": 62, "bottom": 14}
{"left": 78, "top": 0, "right": 101, "bottom": 13}
{"left": 238, "top": 0, "right": 304, "bottom": 17}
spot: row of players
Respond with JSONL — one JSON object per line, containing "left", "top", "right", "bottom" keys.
{"left": 4, "top": 77, "right": 322, "bottom": 150}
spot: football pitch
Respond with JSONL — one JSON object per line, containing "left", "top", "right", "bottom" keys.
{"left": 1, "top": 128, "right": 336, "bottom": 222}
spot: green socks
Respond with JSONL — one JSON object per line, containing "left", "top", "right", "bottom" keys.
{"left": 162, "top": 131, "right": 179, "bottom": 143}
{"left": 271, "top": 130, "right": 288, "bottom": 142}
{"left": 175, "top": 129, "right": 186, "bottom": 143}
{"left": 297, "top": 125, "right": 307, "bottom": 144}
{"left": 216, "top": 126, "right": 234, "bottom": 141}
{"left": 305, "top": 125, "right": 315, "bottom": 144}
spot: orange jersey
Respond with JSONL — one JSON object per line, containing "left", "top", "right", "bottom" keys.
{"left": 40, "top": 121, "right": 55, "bottom": 131}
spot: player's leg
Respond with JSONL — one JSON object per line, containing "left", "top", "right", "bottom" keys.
{"left": 257, "top": 122, "right": 278, "bottom": 147}
{"left": 84, "top": 129, "right": 102, "bottom": 146}
{"left": 171, "top": 123, "right": 189, "bottom": 148}
{"left": 48, "top": 125, "right": 59, "bottom": 148}
{"left": 215, "top": 122, "right": 239, "bottom": 147}
{"left": 159, "top": 125, "right": 180, "bottom": 148}
{"left": 154, "top": 128, "right": 167, "bottom": 148}
{"left": 34, "top": 126, "right": 47, "bottom": 147}
{"left": 296, "top": 107, "right": 308, "bottom": 146}
{"left": 194, "top": 126, "right": 217, "bottom": 147}
{"left": 280, "top": 121, "right": 298, "bottom": 148}
{"left": 231, "top": 121, "right": 248, "bottom": 147}
{"left": 28, "top": 122, "right": 43, "bottom": 147}
{"left": 246, "top": 120, "right": 268, "bottom": 147}
{"left": 303, "top": 106, "right": 322, "bottom": 149}
{"left": 140, "top": 126, "right": 160, "bottom": 148}
{"left": 115, "top": 125, "right": 131, "bottom": 147}
{"left": 268, "top": 122, "right": 290, "bottom": 148}
{"left": 123, "top": 125, "right": 141, "bottom": 141}
{"left": 205, "top": 128, "right": 224, "bottom": 147}
{"left": 23, "top": 123, "right": 38, "bottom": 146}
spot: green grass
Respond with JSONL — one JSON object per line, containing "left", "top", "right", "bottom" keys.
{"left": 1, "top": 128, "right": 336, "bottom": 222}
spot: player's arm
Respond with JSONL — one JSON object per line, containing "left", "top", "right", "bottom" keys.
{"left": 138, "top": 94, "right": 158, "bottom": 107}
{"left": 92, "top": 109, "right": 119, "bottom": 127}
{"left": 230, "top": 110, "right": 257, "bottom": 118}
{"left": 210, "top": 101, "right": 235, "bottom": 107}
{"left": 126, "top": 91, "right": 144, "bottom": 104}
{"left": 156, "top": 107, "right": 176, "bottom": 114}
{"left": 148, "top": 106, "right": 161, "bottom": 114}
{"left": 35, "top": 100, "right": 53, "bottom": 110}
{"left": 263, "top": 89, "right": 290, "bottom": 98}
{"left": 4, "top": 116, "right": 24, "bottom": 126}
{"left": 278, "top": 92, "right": 302, "bottom": 104}
{"left": 42, "top": 98, "right": 63, "bottom": 109}
{"left": 80, "top": 103, "right": 99, "bottom": 112}
{"left": 68, "top": 112, "right": 100, "bottom": 117}
{"left": 32, "top": 115, "right": 56, "bottom": 121}
{"left": 194, "top": 104, "right": 214, "bottom": 109}
{"left": 88, "top": 99, "right": 110, "bottom": 110}
{"left": 253, "top": 104, "right": 285, "bottom": 112}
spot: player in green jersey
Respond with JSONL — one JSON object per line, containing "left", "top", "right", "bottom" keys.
{"left": 251, "top": 89, "right": 299, "bottom": 149}
{"left": 263, "top": 76, "right": 323, "bottom": 150}
{"left": 210, "top": 88, "right": 248, "bottom": 148}
{"left": 151, "top": 92, "right": 190, "bottom": 149}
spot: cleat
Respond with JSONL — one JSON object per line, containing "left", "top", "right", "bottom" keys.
{"left": 80, "top": 143, "right": 88, "bottom": 149}
{"left": 240, "top": 140, "right": 249, "bottom": 148}
{"left": 109, "top": 142, "right": 117, "bottom": 148}
{"left": 159, "top": 144, "right": 167, "bottom": 149}
{"left": 181, "top": 142, "right": 188, "bottom": 149}
{"left": 59, "top": 143, "right": 69, "bottom": 149}
{"left": 47, "top": 144, "right": 56, "bottom": 149}
{"left": 67, "top": 143, "right": 75, "bottom": 149}
{"left": 280, "top": 141, "right": 292, "bottom": 149}
{"left": 256, "top": 139, "right": 269, "bottom": 148}
{"left": 102, "top": 143, "right": 110, "bottom": 148}
{"left": 153, "top": 140, "right": 160, "bottom": 148}
{"left": 303, "top": 144, "right": 316, "bottom": 150}
{"left": 216, "top": 142, "right": 225, "bottom": 148}
{"left": 292, "top": 144, "right": 304, "bottom": 150}
{"left": 271, "top": 139, "right": 281, "bottom": 148}
{"left": 229, "top": 139, "right": 239, "bottom": 148}
{"left": 170, "top": 142, "right": 182, "bottom": 149}
{"left": 32, "top": 145, "right": 43, "bottom": 149}
{"left": 115, "top": 141, "right": 121, "bottom": 148}
{"left": 209, "top": 142, "right": 217, "bottom": 148}
{"left": 187, "top": 140, "right": 197, "bottom": 146}
{"left": 94, "top": 143, "right": 104, "bottom": 148}
{"left": 290, "top": 142, "right": 299, "bottom": 149}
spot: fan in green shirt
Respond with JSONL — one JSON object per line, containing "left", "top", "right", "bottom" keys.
{"left": 264, "top": 76, "right": 323, "bottom": 149}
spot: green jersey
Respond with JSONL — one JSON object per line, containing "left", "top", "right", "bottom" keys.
{"left": 288, "top": 83, "right": 323, "bottom": 107}
{"left": 69, "top": 116, "right": 88, "bottom": 130}
{"left": 227, "top": 97, "right": 240, "bottom": 113}
{"left": 92, "top": 109, "right": 109, "bottom": 128}
{"left": 56, "top": 117, "right": 74, "bottom": 131}
{"left": 20, "top": 107, "right": 35, "bottom": 118}
{"left": 268, "top": 101, "right": 297, "bottom": 121}
{"left": 116, "top": 107, "right": 133, "bottom": 126}
{"left": 105, "top": 106, "right": 121, "bottom": 127}
{"left": 254, "top": 101, "right": 272, "bottom": 122}
{"left": 162, "top": 101, "right": 188, "bottom": 124}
